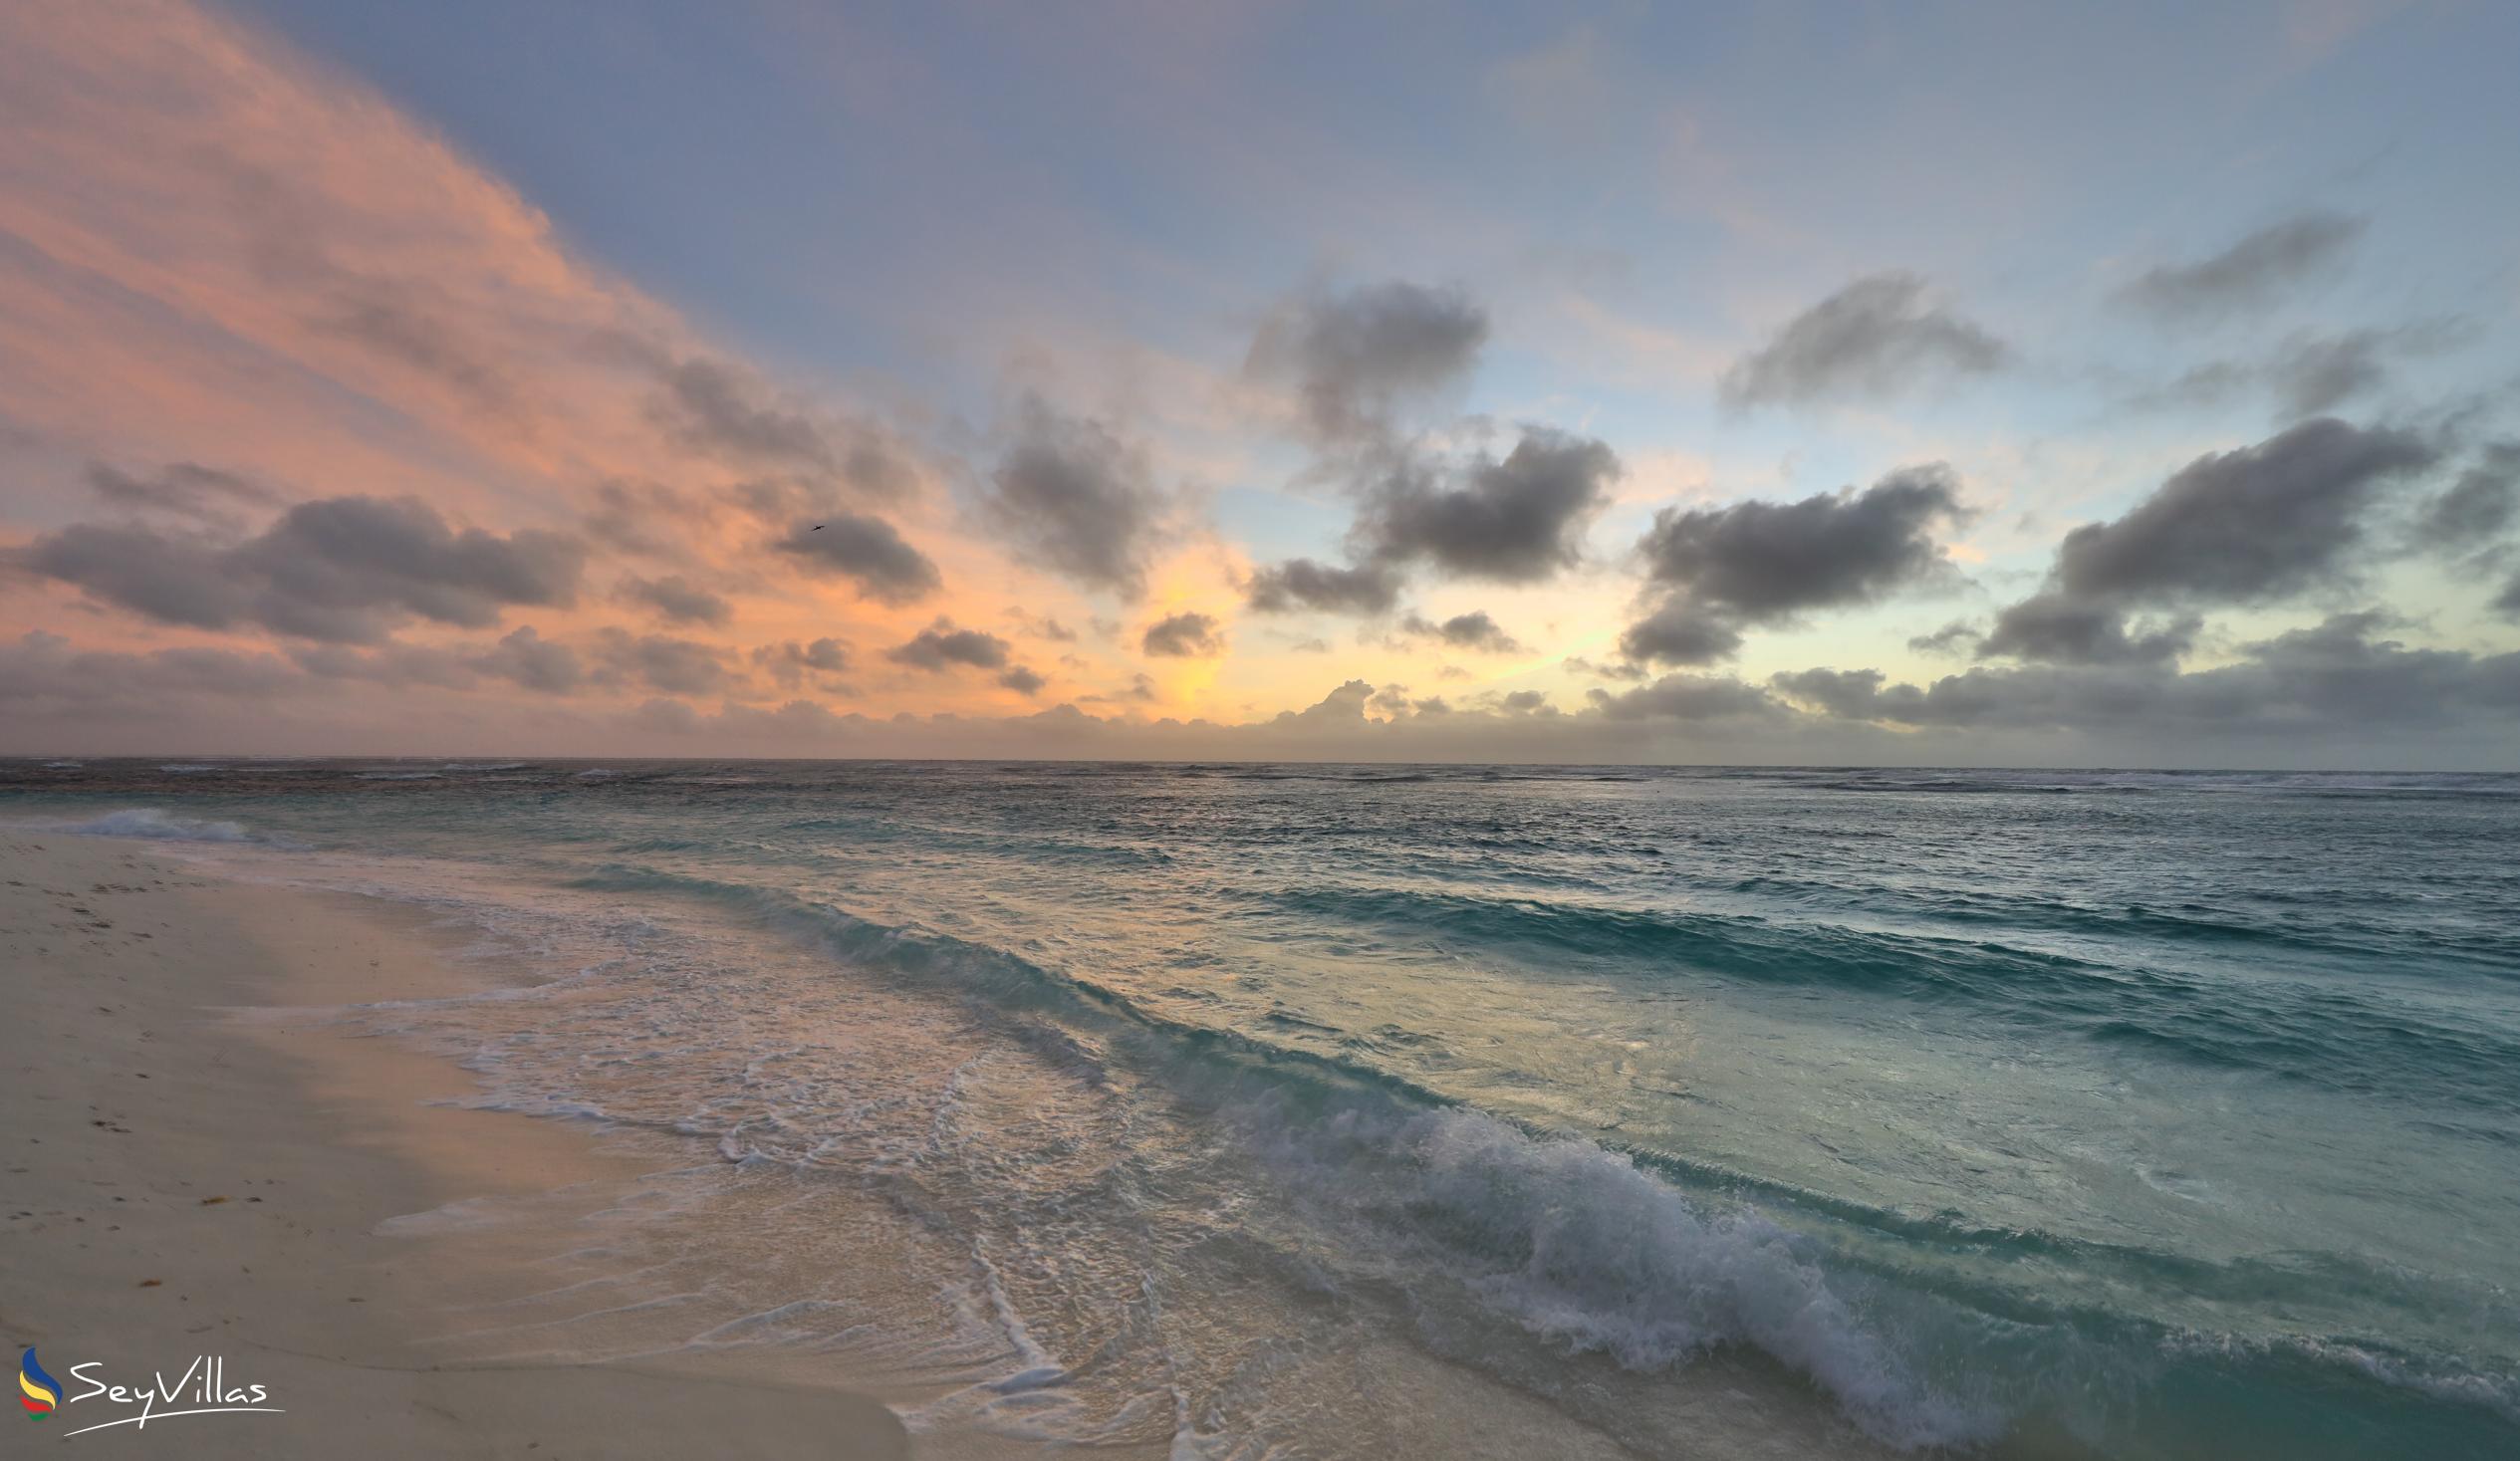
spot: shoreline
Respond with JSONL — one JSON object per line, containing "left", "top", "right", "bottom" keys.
{"left": 0, "top": 830, "right": 911, "bottom": 1457}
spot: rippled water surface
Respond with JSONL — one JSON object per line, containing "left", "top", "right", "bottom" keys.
{"left": 9, "top": 758, "right": 2518, "bottom": 1458}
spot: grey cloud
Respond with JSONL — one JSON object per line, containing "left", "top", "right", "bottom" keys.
{"left": 1398, "top": 609, "right": 1523, "bottom": 653}
{"left": 17, "top": 495, "right": 583, "bottom": 643}
{"left": 2414, "top": 445, "right": 2518, "bottom": 549}
{"left": 582, "top": 479, "right": 698, "bottom": 561}
{"left": 259, "top": 628, "right": 586, "bottom": 697}
{"left": 660, "top": 359, "right": 825, "bottom": 466}
{"left": 1979, "top": 594, "right": 2196, "bottom": 665}
{"left": 752, "top": 637, "right": 852, "bottom": 689}
{"left": 592, "top": 628, "right": 732, "bottom": 696}
{"left": 886, "top": 621, "right": 1014, "bottom": 671}
{"left": 18, "top": 523, "right": 253, "bottom": 629}
{"left": 1246, "top": 558, "right": 1405, "bottom": 614}
{"left": 1495, "top": 689, "right": 1554, "bottom": 715}
{"left": 1142, "top": 611, "right": 1225, "bottom": 658}
{"left": 2269, "top": 330, "right": 2395, "bottom": 416}
{"left": 1249, "top": 280, "right": 1489, "bottom": 441}
{"left": 2130, "top": 325, "right": 2457, "bottom": 421}
{"left": 653, "top": 359, "right": 918, "bottom": 500}
{"left": 219, "top": 170, "right": 521, "bottom": 419}
{"left": 473, "top": 625, "right": 582, "bottom": 693}
{"left": 1005, "top": 611, "right": 1080, "bottom": 642}
{"left": 1586, "top": 672, "right": 1784, "bottom": 722}
{"left": 88, "top": 462, "right": 277, "bottom": 518}
{"left": 319, "top": 275, "right": 513, "bottom": 415}
{"left": 1078, "top": 672, "right": 1159, "bottom": 706}
{"left": 1637, "top": 465, "right": 1970, "bottom": 619}
{"left": 1768, "top": 667, "right": 1899, "bottom": 722}
{"left": 0, "top": 632, "right": 304, "bottom": 715}
{"left": 1907, "top": 620, "right": 1982, "bottom": 654}
{"left": 290, "top": 641, "right": 478, "bottom": 689}
{"left": 984, "top": 397, "right": 1168, "bottom": 596}
{"left": 1564, "top": 654, "right": 1648, "bottom": 683}
{"left": 774, "top": 515, "right": 942, "bottom": 605}
{"left": 1617, "top": 602, "right": 1744, "bottom": 666}
{"left": 2496, "top": 575, "right": 2520, "bottom": 621}
{"left": 1718, "top": 273, "right": 2008, "bottom": 409}
{"left": 620, "top": 573, "right": 732, "bottom": 626}
{"left": 1270, "top": 678, "right": 1376, "bottom": 728}
{"left": 1359, "top": 429, "right": 1619, "bottom": 583}
{"left": 1976, "top": 418, "right": 2439, "bottom": 669}
{"left": 2051, "top": 417, "right": 2436, "bottom": 605}
{"left": 1779, "top": 612, "right": 2520, "bottom": 733}
{"left": 1619, "top": 464, "right": 1970, "bottom": 668}
{"left": 2119, "top": 212, "right": 2365, "bottom": 320}
{"left": 998, "top": 665, "right": 1047, "bottom": 695}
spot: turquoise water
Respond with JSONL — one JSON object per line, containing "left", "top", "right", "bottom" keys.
{"left": 9, "top": 759, "right": 2519, "bottom": 1457}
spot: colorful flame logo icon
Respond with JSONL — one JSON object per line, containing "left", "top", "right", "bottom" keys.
{"left": 19, "top": 1348, "right": 61, "bottom": 1420}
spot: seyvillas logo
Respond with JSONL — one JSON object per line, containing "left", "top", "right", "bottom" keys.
{"left": 19, "top": 1348, "right": 60, "bottom": 1419}
{"left": 16, "top": 1347, "right": 284, "bottom": 1439}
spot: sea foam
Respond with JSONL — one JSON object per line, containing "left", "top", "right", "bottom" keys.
{"left": 60, "top": 807, "right": 257, "bottom": 843}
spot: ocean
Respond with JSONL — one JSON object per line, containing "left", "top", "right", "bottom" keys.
{"left": 8, "top": 758, "right": 2518, "bottom": 1458}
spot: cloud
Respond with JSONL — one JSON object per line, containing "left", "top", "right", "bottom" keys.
{"left": 981, "top": 395, "right": 1169, "bottom": 597}
{"left": 1397, "top": 609, "right": 1523, "bottom": 653}
{"left": 2266, "top": 329, "right": 2398, "bottom": 417}
{"left": 1619, "top": 464, "right": 1970, "bottom": 666}
{"left": 1358, "top": 428, "right": 1619, "bottom": 583}
{"left": 1979, "top": 594, "right": 2197, "bottom": 665}
{"left": 751, "top": 637, "right": 852, "bottom": 688}
{"left": 1142, "top": 610, "right": 1225, "bottom": 657}
{"left": 1586, "top": 672, "right": 1784, "bottom": 722}
{"left": 2414, "top": 445, "right": 2517, "bottom": 550}
{"left": 0, "top": 632, "right": 304, "bottom": 716}
{"left": 1245, "top": 557, "right": 1405, "bottom": 614}
{"left": 1005, "top": 610, "right": 1080, "bottom": 642}
{"left": 473, "top": 625, "right": 582, "bottom": 693}
{"left": 87, "top": 461, "right": 277, "bottom": 520}
{"left": 2049, "top": 417, "right": 2435, "bottom": 605}
{"left": 1767, "top": 667, "right": 1902, "bottom": 722}
{"left": 1564, "top": 654, "right": 1647, "bottom": 683}
{"left": 2136, "top": 327, "right": 2458, "bottom": 420}
{"left": 619, "top": 573, "right": 731, "bottom": 625}
{"left": 1637, "top": 465, "right": 1971, "bottom": 618}
{"left": 16, "top": 494, "right": 584, "bottom": 642}
{"left": 1271, "top": 678, "right": 1376, "bottom": 727}
{"left": 1975, "top": 418, "right": 2441, "bottom": 670}
{"left": 1718, "top": 273, "right": 2008, "bottom": 408}
{"left": 591, "top": 628, "right": 732, "bottom": 695}
{"left": 1907, "top": 620, "right": 1982, "bottom": 655}
{"left": 885, "top": 620, "right": 1014, "bottom": 672}
{"left": 1617, "top": 602, "right": 1745, "bottom": 665}
{"left": 773, "top": 514, "right": 943, "bottom": 605}
{"left": 1781, "top": 612, "right": 2520, "bottom": 735}
{"left": 2497, "top": 575, "right": 2520, "bottom": 621}
{"left": 2119, "top": 211, "right": 2365, "bottom": 319}
{"left": 651, "top": 357, "right": 920, "bottom": 499}
{"left": 1248, "top": 279, "right": 1489, "bottom": 442}
{"left": 997, "top": 664, "right": 1046, "bottom": 694}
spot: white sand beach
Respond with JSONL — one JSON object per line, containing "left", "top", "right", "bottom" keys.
{"left": 0, "top": 830, "right": 912, "bottom": 1457}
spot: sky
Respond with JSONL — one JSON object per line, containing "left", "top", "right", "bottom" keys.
{"left": 2, "top": 0, "right": 2516, "bottom": 767}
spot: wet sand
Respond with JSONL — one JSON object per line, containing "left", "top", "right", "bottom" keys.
{"left": 0, "top": 830, "right": 910, "bottom": 1457}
